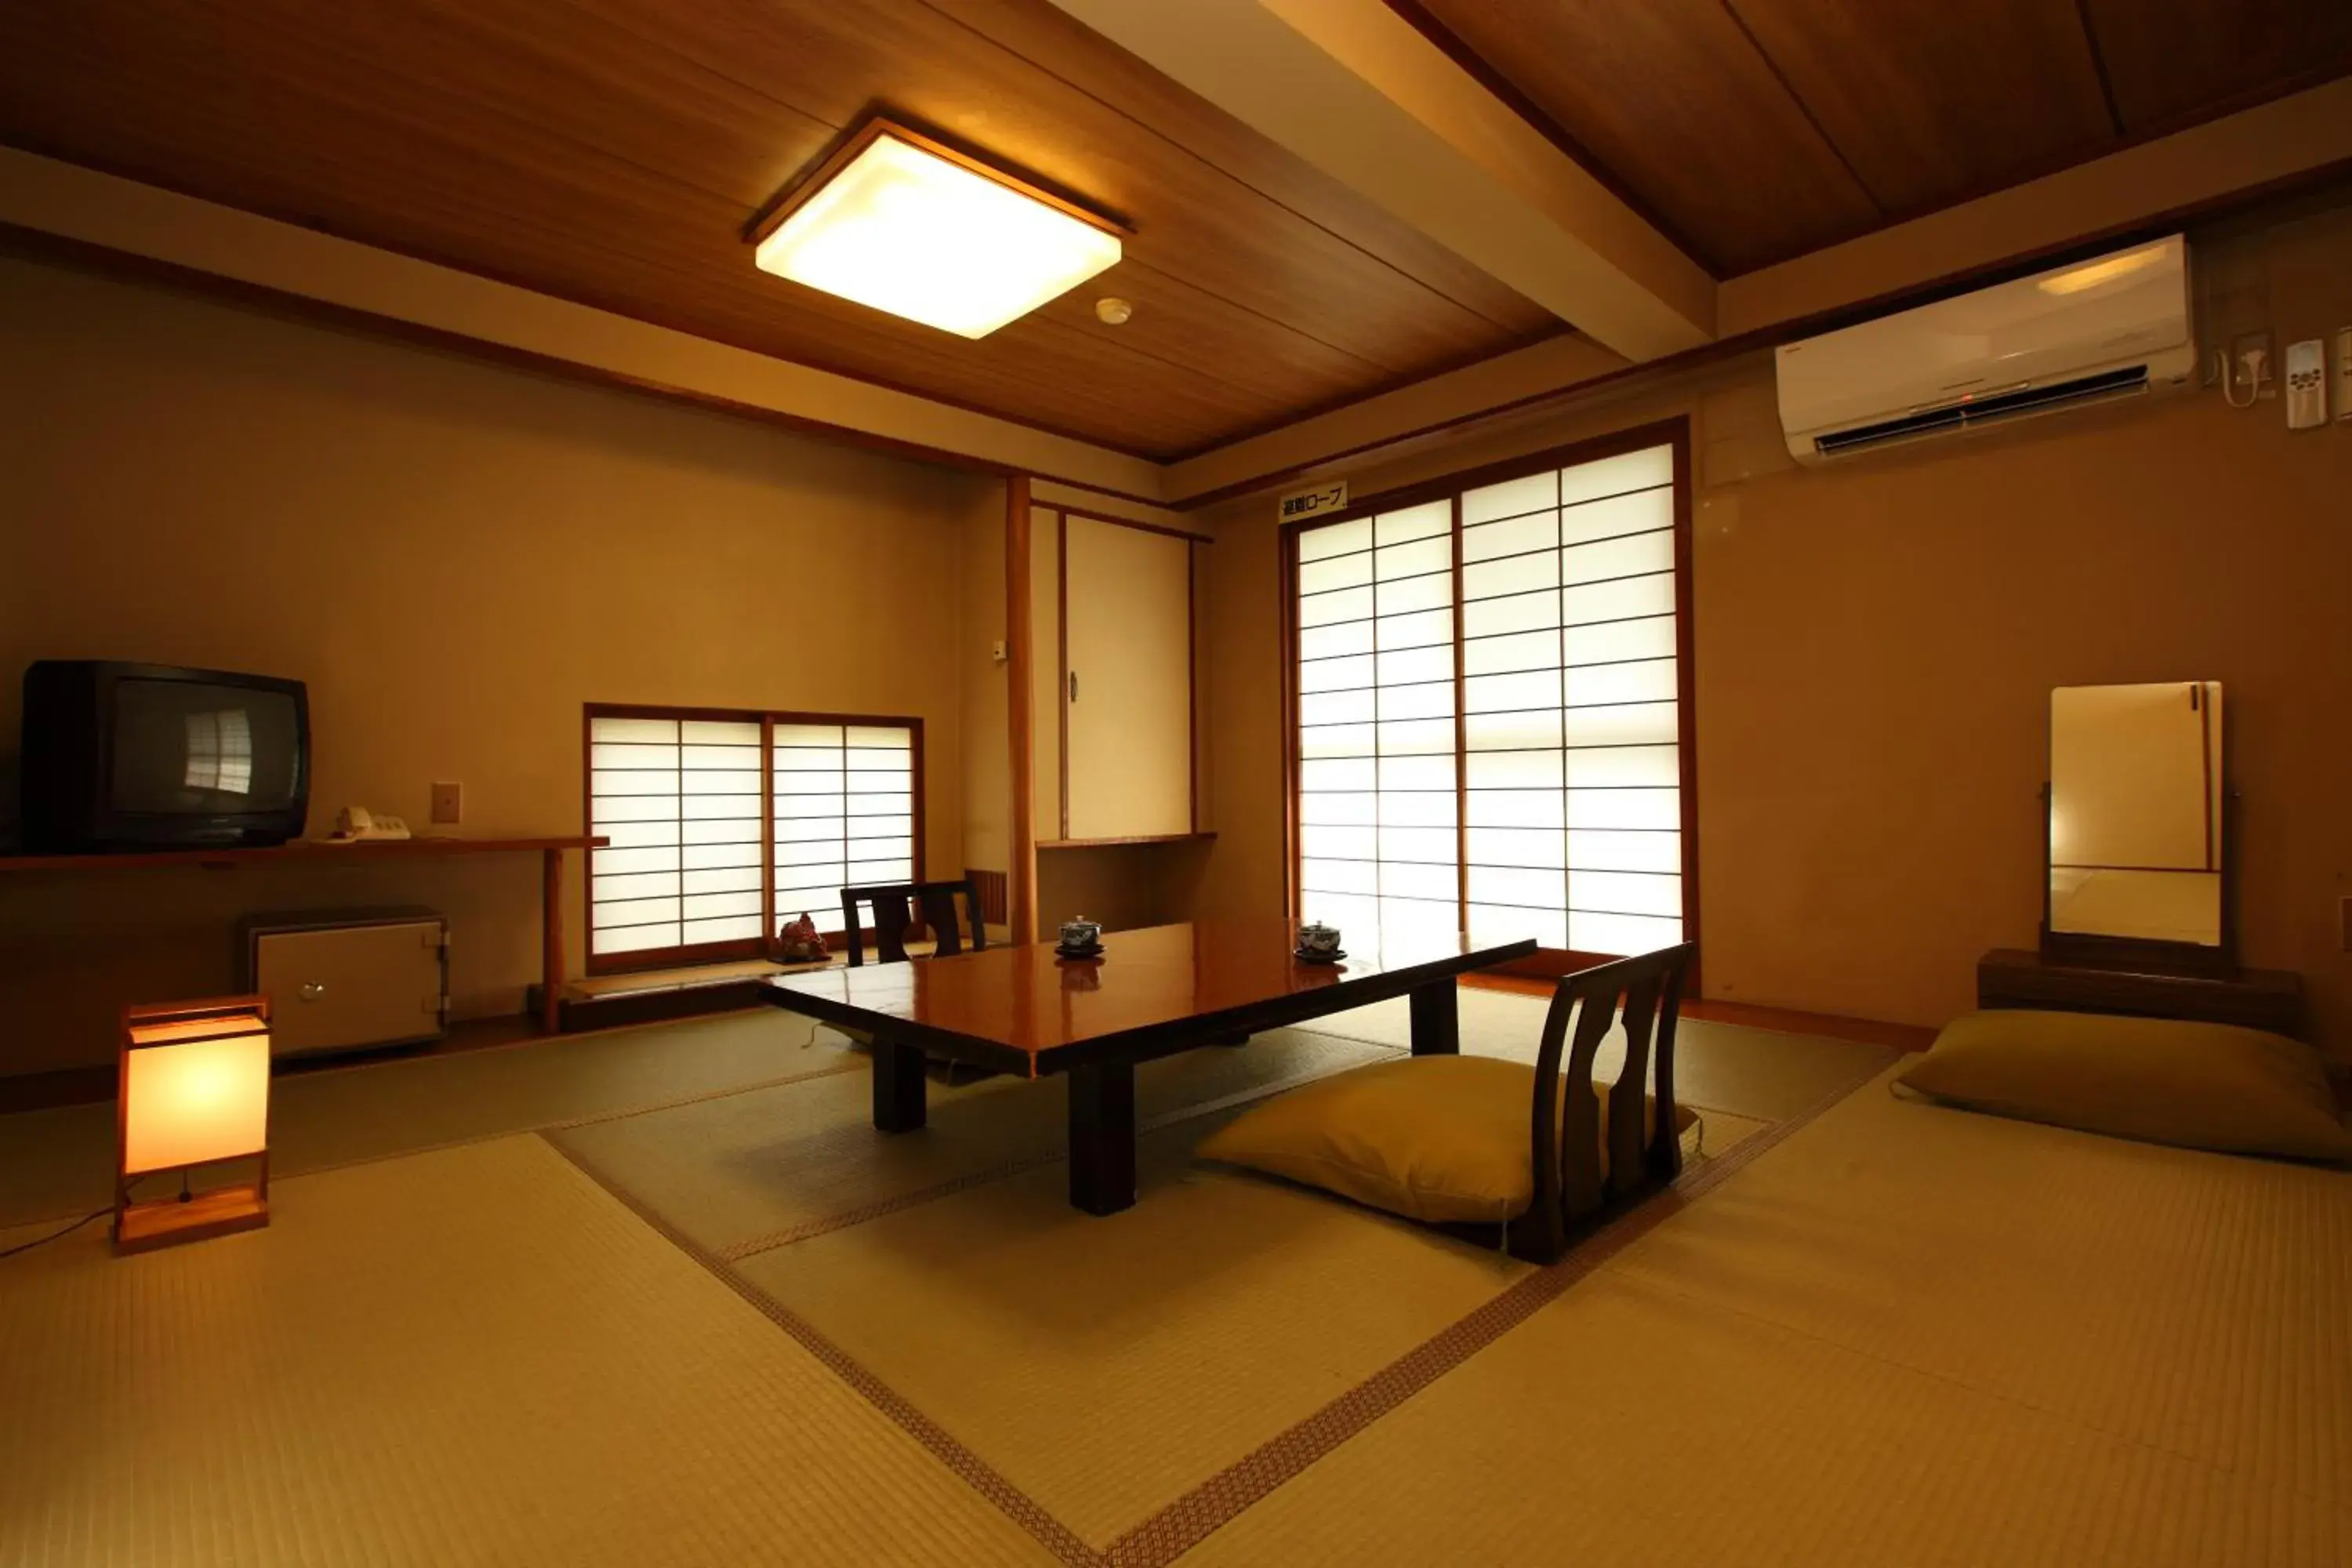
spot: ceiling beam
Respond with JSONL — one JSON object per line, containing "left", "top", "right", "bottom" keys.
{"left": 1163, "top": 332, "right": 1628, "bottom": 504}
{"left": 1720, "top": 74, "right": 2352, "bottom": 338}
{"left": 1165, "top": 76, "right": 2352, "bottom": 505}
{"left": 1042, "top": 0, "right": 1715, "bottom": 362}
{"left": 0, "top": 147, "right": 1170, "bottom": 504}
{"left": 10, "top": 71, "right": 2346, "bottom": 517}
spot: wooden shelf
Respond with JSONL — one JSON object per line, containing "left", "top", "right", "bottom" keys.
{"left": 1037, "top": 832, "right": 1217, "bottom": 850}
{"left": 0, "top": 835, "right": 606, "bottom": 1036}
{"left": 0, "top": 835, "right": 604, "bottom": 873}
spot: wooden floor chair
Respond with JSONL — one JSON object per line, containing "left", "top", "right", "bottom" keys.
{"left": 838, "top": 879, "right": 989, "bottom": 967}
{"left": 837, "top": 879, "right": 990, "bottom": 1081}
{"left": 1512, "top": 942, "right": 1698, "bottom": 1261}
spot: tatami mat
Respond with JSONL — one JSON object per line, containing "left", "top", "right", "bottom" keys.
{"left": 1608, "top": 1067, "right": 2352, "bottom": 1510}
{"left": 0, "top": 1135, "right": 1056, "bottom": 1568}
{"left": 1310, "top": 987, "right": 1900, "bottom": 1122}
{"left": 0, "top": 1008, "right": 853, "bottom": 1228}
{"left": 1174, "top": 1069, "right": 2352, "bottom": 1567}
{"left": 1178, "top": 1268, "right": 2350, "bottom": 1568}
{"left": 736, "top": 1115, "right": 1530, "bottom": 1548}
{"left": 551, "top": 1029, "right": 1396, "bottom": 1258}
{"left": 0, "top": 988, "right": 2020, "bottom": 1568}
{"left": 706, "top": 1094, "right": 1750, "bottom": 1552}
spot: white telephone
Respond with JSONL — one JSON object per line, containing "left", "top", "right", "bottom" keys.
{"left": 326, "top": 806, "right": 412, "bottom": 843}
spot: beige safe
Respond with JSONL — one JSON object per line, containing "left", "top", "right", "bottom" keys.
{"left": 238, "top": 907, "right": 450, "bottom": 1058}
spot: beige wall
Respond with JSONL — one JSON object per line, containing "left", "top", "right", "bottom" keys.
{"left": 1198, "top": 194, "right": 2352, "bottom": 1056}
{"left": 0, "top": 253, "right": 998, "bottom": 1073}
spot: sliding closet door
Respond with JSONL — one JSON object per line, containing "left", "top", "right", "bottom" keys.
{"left": 1294, "top": 500, "right": 1461, "bottom": 944}
{"left": 1063, "top": 515, "right": 1192, "bottom": 840}
{"left": 1461, "top": 445, "right": 1682, "bottom": 955}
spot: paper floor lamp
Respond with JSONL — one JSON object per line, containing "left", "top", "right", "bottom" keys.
{"left": 115, "top": 995, "right": 272, "bottom": 1254}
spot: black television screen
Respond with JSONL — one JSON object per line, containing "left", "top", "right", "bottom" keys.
{"left": 18, "top": 661, "right": 310, "bottom": 851}
{"left": 110, "top": 678, "right": 306, "bottom": 816}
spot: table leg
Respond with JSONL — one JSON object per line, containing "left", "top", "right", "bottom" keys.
{"left": 1068, "top": 1057, "right": 1138, "bottom": 1215}
{"left": 872, "top": 1038, "right": 927, "bottom": 1133}
{"left": 1409, "top": 978, "right": 1460, "bottom": 1056}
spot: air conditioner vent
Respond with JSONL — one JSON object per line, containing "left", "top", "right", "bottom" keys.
{"left": 1812, "top": 365, "right": 2152, "bottom": 458}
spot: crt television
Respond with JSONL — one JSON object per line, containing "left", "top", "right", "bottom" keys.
{"left": 19, "top": 661, "right": 310, "bottom": 851}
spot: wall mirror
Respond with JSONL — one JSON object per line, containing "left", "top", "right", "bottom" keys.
{"left": 2046, "top": 681, "right": 2224, "bottom": 952}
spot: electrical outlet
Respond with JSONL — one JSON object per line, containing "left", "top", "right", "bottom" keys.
{"left": 430, "top": 781, "right": 463, "bottom": 825}
{"left": 2230, "top": 330, "right": 2276, "bottom": 401}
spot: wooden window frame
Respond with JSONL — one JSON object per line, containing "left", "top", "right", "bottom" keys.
{"left": 1280, "top": 416, "right": 1699, "bottom": 991}
{"left": 583, "top": 702, "right": 927, "bottom": 976}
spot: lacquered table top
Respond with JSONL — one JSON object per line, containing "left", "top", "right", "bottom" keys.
{"left": 764, "top": 918, "right": 1534, "bottom": 1072}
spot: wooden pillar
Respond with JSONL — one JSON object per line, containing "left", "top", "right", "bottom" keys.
{"left": 539, "top": 847, "right": 564, "bottom": 1033}
{"left": 1006, "top": 474, "right": 1038, "bottom": 944}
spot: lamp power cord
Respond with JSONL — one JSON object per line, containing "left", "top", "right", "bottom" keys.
{"left": 0, "top": 1207, "right": 108, "bottom": 1261}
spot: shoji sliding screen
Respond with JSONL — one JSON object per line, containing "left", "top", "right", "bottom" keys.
{"left": 586, "top": 713, "right": 766, "bottom": 962}
{"left": 1290, "top": 431, "right": 1690, "bottom": 963}
{"left": 1460, "top": 445, "right": 1683, "bottom": 956}
{"left": 1295, "top": 499, "right": 1461, "bottom": 946}
{"left": 770, "top": 723, "right": 917, "bottom": 936}
{"left": 586, "top": 706, "right": 921, "bottom": 971}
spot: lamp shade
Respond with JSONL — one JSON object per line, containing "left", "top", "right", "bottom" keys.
{"left": 753, "top": 122, "right": 1123, "bottom": 339}
{"left": 122, "top": 1013, "right": 271, "bottom": 1174}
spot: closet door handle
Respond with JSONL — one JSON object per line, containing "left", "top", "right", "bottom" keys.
{"left": 1069, "top": 671, "right": 1079, "bottom": 702}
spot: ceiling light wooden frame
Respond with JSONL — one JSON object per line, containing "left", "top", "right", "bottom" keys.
{"left": 747, "top": 116, "right": 1131, "bottom": 249}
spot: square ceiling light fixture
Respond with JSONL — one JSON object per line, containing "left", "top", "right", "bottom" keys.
{"left": 753, "top": 120, "right": 1125, "bottom": 339}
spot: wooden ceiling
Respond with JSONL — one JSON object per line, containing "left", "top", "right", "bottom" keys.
{"left": 1392, "top": 0, "right": 2352, "bottom": 276}
{"left": 2, "top": 2, "right": 2347, "bottom": 461}
{"left": 0, "top": 0, "right": 1556, "bottom": 462}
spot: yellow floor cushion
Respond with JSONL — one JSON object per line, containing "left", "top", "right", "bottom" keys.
{"left": 1898, "top": 1009, "right": 2352, "bottom": 1162}
{"left": 1195, "top": 1054, "right": 1697, "bottom": 1225}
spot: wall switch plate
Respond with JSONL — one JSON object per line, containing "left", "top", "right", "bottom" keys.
{"left": 430, "top": 782, "right": 463, "bottom": 825}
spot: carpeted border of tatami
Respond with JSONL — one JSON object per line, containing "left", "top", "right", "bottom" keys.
{"left": 543, "top": 1045, "right": 1895, "bottom": 1568}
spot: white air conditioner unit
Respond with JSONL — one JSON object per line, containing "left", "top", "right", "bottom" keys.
{"left": 1776, "top": 234, "right": 2195, "bottom": 465}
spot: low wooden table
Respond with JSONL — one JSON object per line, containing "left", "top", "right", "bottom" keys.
{"left": 759, "top": 918, "right": 1538, "bottom": 1215}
